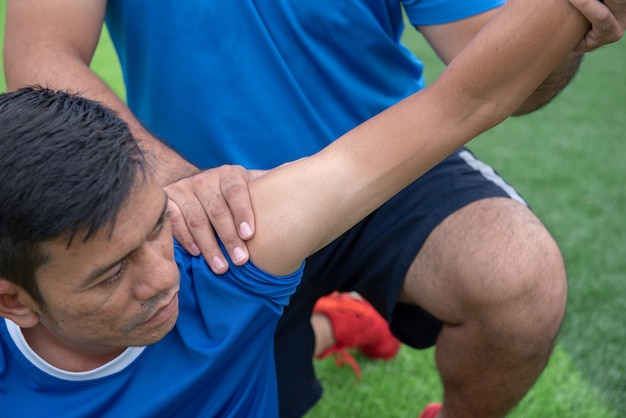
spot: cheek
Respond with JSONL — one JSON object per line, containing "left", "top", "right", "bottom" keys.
{"left": 51, "top": 286, "right": 139, "bottom": 333}
{"left": 61, "top": 298, "right": 126, "bottom": 324}
{"left": 128, "top": 239, "right": 179, "bottom": 296}
{"left": 40, "top": 303, "right": 113, "bottom": 337}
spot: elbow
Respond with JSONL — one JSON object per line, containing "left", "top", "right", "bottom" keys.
{"left": 512, "top": 52, "right": 584, "bottom": 116}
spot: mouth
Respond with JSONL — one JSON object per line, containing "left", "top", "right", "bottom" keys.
{"left": 142, "top": 292, "right": 179, "bottom": 327}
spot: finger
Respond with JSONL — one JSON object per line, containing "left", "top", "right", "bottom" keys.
{"left": 180, "top": 193, "right": 238, "bottom": 272}
{"left": 570, "top": 0, "right": 623, "bottom": 51}
{"left": 221, "top": 166, "right": 256, "bottom": 240}
{"left": 604, "top": 0, "right": 626, "bottom": 36}
{"left": 166, "top": 198, "right": 201, "bottom": 256}
{"left": 165, "top": 182, "right": 231, "bottom": 274}
{"left": 177, "top": 169, "right": 250, "bottom": 266}
{"left": 200, "top": 188, "right": 250, "bottom": 266}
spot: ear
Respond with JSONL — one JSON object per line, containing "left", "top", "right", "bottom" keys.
{"left": 0, "top": 279, "right": 41, "bottom": 328}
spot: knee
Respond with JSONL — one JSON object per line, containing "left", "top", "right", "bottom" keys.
{"left": 406, "top": 199, "right": 568, "bottom": 349}
{"left": 478, "top": 225, "right": 567, "bottom": 348}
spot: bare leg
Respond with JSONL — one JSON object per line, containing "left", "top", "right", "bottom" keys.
{"left": 311, "top": 291, "right": 400, "bottom": 362}
{"left": 311, "top": 313, "right": 335, "bottom": 357}
{"left": 400, "top": 198, "right": 567, "bottom": 418}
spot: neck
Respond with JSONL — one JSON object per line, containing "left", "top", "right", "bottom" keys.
{"left": 21, "top": 324, "right": 125, "bottom": 372}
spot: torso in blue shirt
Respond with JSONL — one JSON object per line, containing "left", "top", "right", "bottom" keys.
{"left": 0, "top": 243, "right": 302, "bottom": 417}
{"left": 105, "top": 0, "right": 504, "bottom": 170}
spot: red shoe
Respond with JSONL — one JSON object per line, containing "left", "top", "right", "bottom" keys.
{"left": 418, "top": 403, "right": 443, "bottom": 418}
{"left": 313, "top": 292, "right": 400, "bottom": 379}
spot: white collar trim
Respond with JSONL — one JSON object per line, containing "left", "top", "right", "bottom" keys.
{"left": 4, "top": 318, "right": 145, "bottom": 381}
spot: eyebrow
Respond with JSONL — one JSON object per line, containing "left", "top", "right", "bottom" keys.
{"left": 80, "top": 196, "right": 168, "bottom": 289}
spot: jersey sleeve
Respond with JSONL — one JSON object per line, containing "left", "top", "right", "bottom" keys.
{"left": 225, "top": 259, "right": 304, "bottom": 307}
{"left": 402, "top": 0, "right": 505, "bottom": 26}
{"left": 175, "top": 241, "right": 303, "bottom": 308}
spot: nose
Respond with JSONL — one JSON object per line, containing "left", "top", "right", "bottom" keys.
{"left": 131, "top": 238, "right": 178, "bottom": 301}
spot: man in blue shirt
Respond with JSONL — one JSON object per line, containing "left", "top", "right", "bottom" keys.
{"left": 3, "top": 0, "right": 623, "bottom": 417}
{"left": 0, "top": 87, "right": 302, "bottom": 417}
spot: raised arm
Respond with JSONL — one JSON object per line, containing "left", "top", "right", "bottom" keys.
{"left": 246, "top": 0, "right": 590, "bottom": 275}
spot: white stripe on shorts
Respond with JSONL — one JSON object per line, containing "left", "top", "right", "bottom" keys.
{"left": 458, "top": 149, "right": 527, "bottom": 205}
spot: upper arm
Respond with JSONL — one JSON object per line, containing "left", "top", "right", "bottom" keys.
{"left": 4, "top": 0, "right": 107, "bottom": 88}
{"left": 245, "top": 156, "right": 346, "bottom": 276}
{"left": 416, "top": 9, "right": 499, "bottom": 65}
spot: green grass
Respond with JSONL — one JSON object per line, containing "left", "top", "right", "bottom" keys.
{"left": 2, "top": 2, "right": 625, "bottom": 416}
{"left": 309, "top": 346, "right": 620, "bottom": 417}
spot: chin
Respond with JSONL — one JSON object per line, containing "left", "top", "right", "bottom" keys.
{"left": 134, "top": 307, "right": 179, "bottom": 347}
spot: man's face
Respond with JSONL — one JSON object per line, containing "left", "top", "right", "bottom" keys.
{"left": 26, "top": 175, "right": 180, "bottom": 359}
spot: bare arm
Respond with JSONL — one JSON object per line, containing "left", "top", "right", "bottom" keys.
{"left": 4, "top": 0, "right": 255, "bottom": 270}
{"left": 418, "top": 8, "right": 584, "bottom": 116}
{"left": 246, "top": 0, "right": 589, "bottom": 275}
{"left": 4, "top": 0, "right": 196, "bottom": 184}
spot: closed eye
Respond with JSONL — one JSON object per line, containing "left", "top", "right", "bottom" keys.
{"left": 102, "top": 259, "right": 128, "bottom": 286}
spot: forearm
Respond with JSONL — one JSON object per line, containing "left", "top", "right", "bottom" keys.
{"left": 513, "top": 51, "right": 584, "bottom": 115}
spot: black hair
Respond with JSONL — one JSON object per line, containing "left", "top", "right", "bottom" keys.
{"left": 0, "top": 86, "right": 147, "bottom": 304}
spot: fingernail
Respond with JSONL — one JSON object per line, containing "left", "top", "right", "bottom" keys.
{"left": 239, "top": 221, "right": 252, "bottom": 238}
{"left": 233, "top": 247, "right": 247, "bottom": 263}
{"left": 212, "top": 256, "right": 226, "bottom": 271}
{"left": 190, "top": 243, "right": 201, "bottom": 256}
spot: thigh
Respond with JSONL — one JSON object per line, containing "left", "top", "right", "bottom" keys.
{"left": 399, "top": 195, "right": 562, "bottom": 331}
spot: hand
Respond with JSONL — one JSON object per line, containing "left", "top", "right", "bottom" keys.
{"left": 164, "top": 165, "right": 262, "bottom": 274}
{"left": 570, "top": 0, "right": 626, "bottom": 52}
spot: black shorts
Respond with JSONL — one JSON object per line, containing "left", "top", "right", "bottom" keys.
{"left": 275, "top": 147, "right": 527, "bottom": 418}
